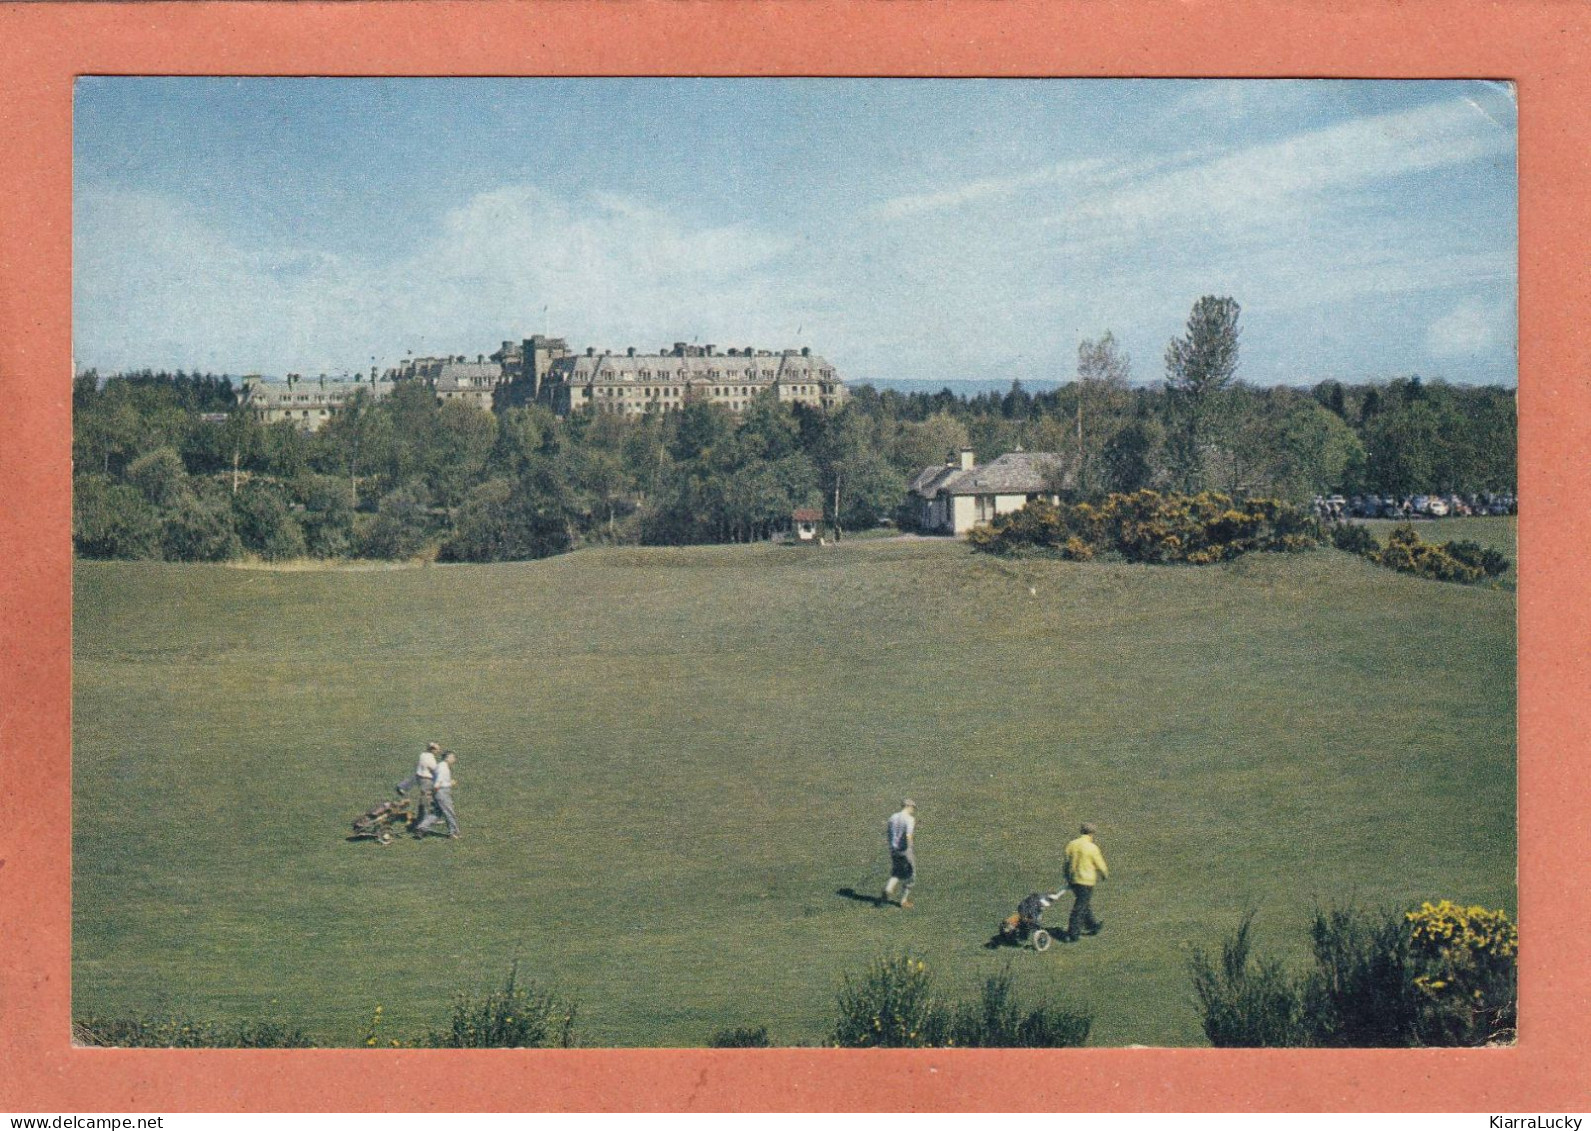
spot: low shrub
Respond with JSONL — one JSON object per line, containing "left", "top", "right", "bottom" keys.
{"left": 1331, "top": 522, "right": 1379, "bottom": 556}
{"left": 831, "top": 954, "right": 1089, "bottom": 1048}
{"left": 971, "top": 491, "right": 1321, "bottom": 564}
{"left": 1333, "top": 523, "right": 1511, "bottom": 586}
{"left": 360, "top": 1004, "right": 413, "bottom": 1049}
{"left": 74, "top": 1015, "right": 313, "bottom": 1048}
{"left": 831, "top": 953, "right": 947, "bottom": 1048}
{"left": 708, "top": 1025, "right": 773, "bottom": 1048}
{"left": 948, "top": 969, "right": 1092, "bottom": 1048}
{"left": 1303, "top": 906, "right": 1423, "bottom": 1047}
{"left": 1371, "top": 524, "right": 1485, "bottom": 584}
{"left": 1189, "top": 913, "right": 1310, "bottom": 1047}
{"left": 427, "top": 961, "right": 577, "bottom": 1049}
{"left": 1440, "top": 540, "right": 1511, "bottom": 580}
{"left": 1190, "top": 902, "right": 1518, "bottom": 1047}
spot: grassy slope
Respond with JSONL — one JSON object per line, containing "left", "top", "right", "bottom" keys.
{"left": 73, "top": 526, "right": 1516, "bottom": 1046}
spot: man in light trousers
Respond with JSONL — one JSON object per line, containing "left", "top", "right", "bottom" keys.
{"left": 398, "top": 741, "right": 440, "bottom": 830}
{"left": 415, "top": 751, "right": 459, "bottom": 839}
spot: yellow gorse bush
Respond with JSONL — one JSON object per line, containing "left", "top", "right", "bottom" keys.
{"left": 1405, "top": 900, "right": 1517, "bottom": 1043}
{"left": 1407, "top": 901, "right": 1517, "bottom": 960}
{"left": 971, "top": 490, "right": 1321, "bottom": 564}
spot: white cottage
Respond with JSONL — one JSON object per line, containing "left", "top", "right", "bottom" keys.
{"left": 908, "top": 448, "right": 1071, "bottom": 536}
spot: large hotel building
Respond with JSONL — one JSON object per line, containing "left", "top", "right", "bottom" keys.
{"left": 242, "top": 334, "right": 846, "bottom": 430}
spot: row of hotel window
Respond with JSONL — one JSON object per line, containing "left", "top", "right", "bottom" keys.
{"left": 587, "top": 385, "right": 824, "bottom": 399}
{"left": 575, "top": 368, "right": 835, "bottom": 381}
{"left": 591, "top": 398, "right": 834, "bottom": 414}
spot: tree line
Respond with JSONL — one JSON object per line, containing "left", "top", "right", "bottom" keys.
{"left": 71, "top": 298, "right": 1517, "bottom": 564}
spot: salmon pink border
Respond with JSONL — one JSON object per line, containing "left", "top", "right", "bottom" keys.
{"left": 1, "top": 0, "right": 1585, "bottom": 1112}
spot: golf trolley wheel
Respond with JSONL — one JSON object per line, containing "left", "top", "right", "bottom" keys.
{"left": 378, "top": 831, "right": 393, "bottom": 845}
{"left": 1031, "top": 929, "right": 1052, "bottom": 951}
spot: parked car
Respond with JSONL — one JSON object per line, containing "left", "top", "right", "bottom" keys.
{"left": 1426, "top": 497, "right": 1449, "bottom": 517}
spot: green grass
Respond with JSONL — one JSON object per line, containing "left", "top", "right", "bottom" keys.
{"left": 72, "top": 530, "right": 1516, "bottom": 1046}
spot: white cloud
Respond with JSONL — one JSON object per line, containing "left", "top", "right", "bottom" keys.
{"left": 1070, "top": 97, "right": 1514, "bottom": 234}
{"left": 874, "top": 159, "right": 1119, "bottom": 221}
{"left": 75, "top": 185, "right": 827, "bottom": 374}
{"left": 1426, "top": 297, "right": 1514, "bottom": 359}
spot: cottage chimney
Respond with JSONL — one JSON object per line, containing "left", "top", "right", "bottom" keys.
{"left": 958, "top": 447, "right": 975, "bottom": 471}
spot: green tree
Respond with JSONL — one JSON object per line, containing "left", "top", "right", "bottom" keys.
{"left": 1363, "top": 400, "right": 1444, "bottom": 495}
{"left": 161, "top": 484, "right": 242, "bottom": 562}
{"left": 231, "top": 482, "right": 306, "bottom": 561}
{"left": 1165, "top": 296, "right": 1242, "bottom": 491}
{"left": 358, "top": 479, "right": 434, "bottom": 560}
{"left": 125, "top": 446, "right": 191, "bottom": 510}
{"left": 813, "top": 408, "right": 897, "bottom": 538}
{"left": 489, "top": 404, "right": 561, "bottom": 479}
{"left": 1101, "top": 417, "right": 1163, "bottom": 493}
{"left": 73, "top": 476, "right": 163, "bottom": 559}
{"left": 317, "top": 388, "right": 392, "bottom": 508}
{"left": 427, "top": 400, "right": 500, "bottom": 514}
{"left": 1074, "top": 330, "right": 1133, "bottom": 495}
{"left": 291, "top": 473, "right": 357, "bottom": 558}
{"left": 888, "top": 411, "right": 970, "bottom": 477}
{"left": 560, "top": 445, "right": 632, "bottom": 540}
{"left": 440, "top": 468, "right": 575, "bottom": 563}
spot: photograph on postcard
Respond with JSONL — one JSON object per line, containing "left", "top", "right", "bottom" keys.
{"left": 70, "top": 77, "right": 1516, "bottom": 1048}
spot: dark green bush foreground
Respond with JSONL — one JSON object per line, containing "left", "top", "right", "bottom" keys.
{"left": 75, "top": 1016, "right": 314, "bottom": 1048}
{"left": 829, "top": 953, "right": 1092, "bottom": 1048}
{"left": 708, "top": 1025, "right": 773, "bottom": 1048}
{"left": 1190, "top": 903, "right": 1517, "bottom": 1047}
{"left": 74, "top": 956, "right": 1091, "bottom": 1049}
{"left": 969, "top": 491, "right": 1321, "bottom": 564}
{"left": 78, "top": 964, "right": 576, "bottom": 1049}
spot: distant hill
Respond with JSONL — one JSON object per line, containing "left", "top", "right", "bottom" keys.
{"left": 852, "top": 378, "right": 1067, "bottom": 398}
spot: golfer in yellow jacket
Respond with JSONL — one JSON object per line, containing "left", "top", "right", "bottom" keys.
{"left": 1063, "top": 823, "right": 1108, "bottom": 942}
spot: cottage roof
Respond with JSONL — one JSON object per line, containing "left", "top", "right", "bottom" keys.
{"left": 913, "top": 451, "right": 1070, "bottom": 497}
{"left": 908, "top": 464, "right": 960, "bottom": 498}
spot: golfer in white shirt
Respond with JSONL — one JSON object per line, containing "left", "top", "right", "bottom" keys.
{"left": 415, "top": 751, "right": 459, "bottom": 839}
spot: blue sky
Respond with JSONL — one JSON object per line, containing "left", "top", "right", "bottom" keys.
{"left": 73, "top": 78, "right": 1516, "bottom": 387}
